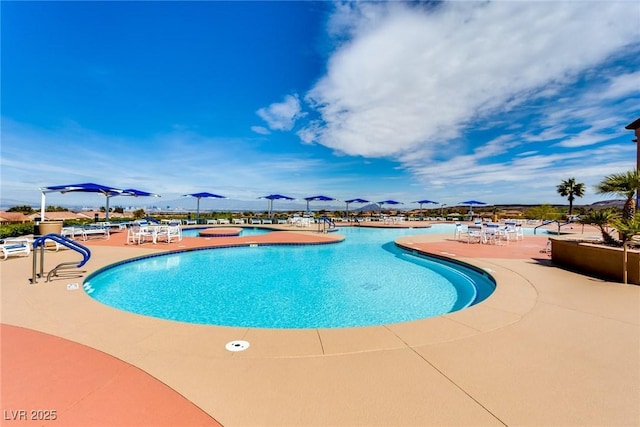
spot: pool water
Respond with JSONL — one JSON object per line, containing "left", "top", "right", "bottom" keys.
{"left": 84, "top": 226, "right": 495, "bottom": 328}
{"left": 181, "top": 227, "right": 270, "bottom": 238}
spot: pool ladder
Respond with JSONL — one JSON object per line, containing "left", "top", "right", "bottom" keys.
{"left": 317, "top": 216, "right": 337, "bottom": 233}
{"left": 30, "top": 234, "right": 91, "bottom": 283}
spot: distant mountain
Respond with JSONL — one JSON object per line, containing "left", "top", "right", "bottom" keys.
{"left": 587, "top": 199, "right": 625, "bottom": 209}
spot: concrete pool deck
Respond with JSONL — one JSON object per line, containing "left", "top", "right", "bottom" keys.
{"left": 1, "top": 224, "right": 639, "bottom": 426}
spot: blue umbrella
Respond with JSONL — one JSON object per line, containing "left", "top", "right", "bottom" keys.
{"left": 413, "top": 199, "right": 439, "bottom": 218}
{"left": 344, "top": 198, "right": 370, "bottom": 219}
{"left": 182, "top": 192, "right": 226, "bottom": 222}
{"left": 377, "top": 200, "right": 403, "bottom": 208}
{"left": 121, "top": 188, "right": 161, "bottom": 197}
{"left": 40, "top": 182, "right": 124, "bottom": 222}
{"left": 304, "top": 195, "right": 336, "bottom": 213}
{"left": 107, "top": 188, "right": 160, "bottom": 221}
{"left": 377, "top": 200, "right": 403, "bottom": 216}
{"left": 259, "top": 194, "right": 295, "bottom": 217}
{"left": 460, "top": 200, "right": 487, "bottom": 216}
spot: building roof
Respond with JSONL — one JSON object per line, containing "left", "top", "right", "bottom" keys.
{"left": 0, "top": 211, "right": 32, "bottom": 223}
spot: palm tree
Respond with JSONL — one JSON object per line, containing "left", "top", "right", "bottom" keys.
{"left": 556, "top": 178, "right": 586, "bottom": 217}
{"left": 578, "top": 209, "right": 620, "bottom": 245}
{"left": 594, "top": 169, "right": 640, "bottom": 220}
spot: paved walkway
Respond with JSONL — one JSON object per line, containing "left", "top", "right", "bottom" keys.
{"left": 1, "top": 224, "right": 638, "bottom": 426}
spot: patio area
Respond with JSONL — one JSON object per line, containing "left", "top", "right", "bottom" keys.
{"left": 1, "top": 225, "right": 638, "bottom": 426}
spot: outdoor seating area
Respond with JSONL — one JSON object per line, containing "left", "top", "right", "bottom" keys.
{"left": 457, "top": 221, "right": 524, "bottom": 245}
{"left": 126, "top": 221, "right": 182, "bottom": 245}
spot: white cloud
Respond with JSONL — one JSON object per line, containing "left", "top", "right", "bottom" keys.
{"left": 302, "top": 1, "right": 638, "bottom": 159}
{"left": 600, "top": 70, "right": 640, "bottom": 99}
{"left": 257, "top": 94, "right": 304, "bottom": 131}
{"left": 251, "top": 125, "right": 270, "bottom": 135}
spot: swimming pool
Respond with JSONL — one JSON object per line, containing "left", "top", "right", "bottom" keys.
{"left": 84, "top": 226, "right": 496, "bottom": 328}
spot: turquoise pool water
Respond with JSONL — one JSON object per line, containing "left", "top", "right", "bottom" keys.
{"left": 181, "top": 227, "right": 270, "bottom": 238}
{"left": 84, "top": 226, "right": 496, "bottom": 328}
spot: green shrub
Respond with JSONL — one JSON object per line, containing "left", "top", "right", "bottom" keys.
{"left": 0, "top": 223, "right": 36, "bottom": 239}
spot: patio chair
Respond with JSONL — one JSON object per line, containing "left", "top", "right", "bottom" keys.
{"left": 454, "top": 223, "right": 464, "bottom": 240}
{"left": 165, "top": 223, "right": 182, "bottom": 243}
{"left": 126, "top": 224, "right": 154, "bottom": 245}
{"left": 466, "top": 225, "right": 484, "bottom": 244}
{"left": 1, "top": 238, "right": 31, "bottom": 260}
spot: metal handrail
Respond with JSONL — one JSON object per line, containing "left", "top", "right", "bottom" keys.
{"left": 31, "top": 234, "right": 91, "bottom": 283}
{"left": 533, "top": 219, "right": 573, "bottom": 235}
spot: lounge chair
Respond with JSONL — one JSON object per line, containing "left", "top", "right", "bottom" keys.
{"left": 80, "top": 225, "right": 110, "bottom": 240}
{"left": 1, "top": 238, "right": 31, "bottom": 260}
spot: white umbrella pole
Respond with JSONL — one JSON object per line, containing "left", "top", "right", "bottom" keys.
{"left": 40, "top": 192, "right": 46, "bottom": 221}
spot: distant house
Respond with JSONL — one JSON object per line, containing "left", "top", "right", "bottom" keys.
{"left": 0, "top": 211, "right": 32, "bottom": 225}
{"left": 27, "top": 212, "right": 87, "bottom": 222}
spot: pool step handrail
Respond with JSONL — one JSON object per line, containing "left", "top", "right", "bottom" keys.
{"left": 31, "top": 233, "right": 91, "bottom": 283}
{"left": 318, "top": 216, "right": 337, "bottom": 233}
{"left": 533, "top": 219, "right": 572, "bottom": 235}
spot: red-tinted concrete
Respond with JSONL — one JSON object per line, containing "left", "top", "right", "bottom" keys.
{"left": 1, "top": 324, "right": 222, "bottom": 427}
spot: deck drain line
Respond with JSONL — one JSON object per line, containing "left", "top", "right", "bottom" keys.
{"left": 225, "top": 340, "right": 250, "bottom": 352}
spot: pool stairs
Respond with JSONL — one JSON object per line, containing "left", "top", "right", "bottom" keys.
{"left": 30, "top": 234, "right": 91, "bottom": 283}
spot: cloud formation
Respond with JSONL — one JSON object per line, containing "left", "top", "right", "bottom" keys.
{"left": 256, "top": 94, "right": 304, "bottom": 131}
{"left": 301, "top": 1, "right": 638, "bottom": 161}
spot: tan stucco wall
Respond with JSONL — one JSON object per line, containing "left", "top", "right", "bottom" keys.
{"left": 551, "top": 238, "right": 640, "bottom": 284}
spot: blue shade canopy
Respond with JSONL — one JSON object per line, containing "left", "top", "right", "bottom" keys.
{"left": 460, "top": 200, "right": 487, "bottom": 216}
{"left": 414, "top": 199, "right": 439, "bottom": 205}
{"left": 304, "top": 195, "right": 335, "bottom": 202}
{"left": 344, "top": 198, "right": 370, "bottom": 220}
{"left": 42, "top": 182, "right": 123, "bottom": 195}
{"left": 121, "top": 189, "right": 160, "bottom": 197}
{"left": 182, "top": 192, "right": 226, "bottom": 199}
{"left": 260, "top": 194, "right": 295, "bottom": 201}
{"left": 377, "top": 200, "right": 403, "bottom": 205}
{"left": 259, "top": 194, "right": 295, "bottom": 217}
{"left": 304, "top": 195, "right": 336, "bottom": 213}
{"left": 40, "top": 182, "right": 125, "bottom": 222}
{"left": 345, "top": 198, "right": 370, "bottom": 204}
{"left": 182, "top": 192, "right": 227, "bottom": 221}
{"left": 108, "top": 188, "right": 160, "bottom": 221}
{"left": 460, "top": 200, "right": 487, "bottom": 205}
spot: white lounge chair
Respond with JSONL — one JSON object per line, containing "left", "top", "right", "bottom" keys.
{"left": 1, "top": 238, "right": 31, "bottom": 260}
{"left": 81, "top": 225, "right": 110, "bottom": 240}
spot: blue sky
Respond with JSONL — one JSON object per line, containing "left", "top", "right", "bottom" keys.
{"left": 2, "top": 1, "right": 639, "bottom": 212}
